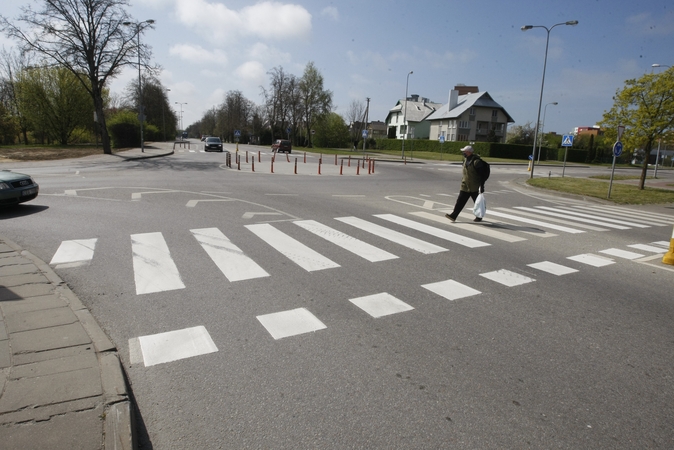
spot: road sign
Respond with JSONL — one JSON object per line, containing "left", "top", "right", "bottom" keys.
{"left": 287, "top": 127, "right": 291, "bottom": 134}
{"left": 617, "top": 125, "right": 625, "bottom": 141}
{"left": 613, "top": 141, "right": 623, "bottom": 157}
{"left": 234, "top": 130, "right": 241, "bottom": 137}
{"left": 562, "top": 135, "right": 574, "bottom": 147}
{"left": 362, "top": 129, "right": 368, "bottom": 138}
{"left": 439, "top": 135, "right": 445, "bottom": 143}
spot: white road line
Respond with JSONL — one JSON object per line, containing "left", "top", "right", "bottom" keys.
{"left": 567, "top": 253, "right": 615, "bottom": 267}
{"left": 245, "top": 223, "right": 340, "bottom": 272}
{"left": 410, "top": 211, "right": 527, "bottom": 242}
{"left": 375, "top": 214, "right": 490, "bottom": 248}
{"left": 487, "top": 209, "right": 585, "bottom": 234}
{"left": 335, "top": 216, "right": 447, "bottom": 254}
{"left": 191, "top": 228, "right": 269, "bottom": 282}
{"left": 349, "top": 293, "right": 414, "bottom": 318}
{"left": 136, "top": 326, "right": 218, "bottom": 367}
{"left": 421, "top": 279, "right": 481, "bottom": 301}
{"left": 514, "top": 206, "right": 630, "bottom": 230}
{"left": 535, "top": 206, "right": 649, "bottom": 228}
{"left": 257, "top": 307, "right": 327, "bottom": 340}
{"left": 599, "top": 248, "right": 645, "bottom": 260}
{"left": 527, "top": 261, "right": 579, "bottom": 276}
{"left": 627, "top": 244, "right": 667, "bottom": 253}
{"left": 563, "top": 205, "right": 671, "bottom": 226}
{"left": 131, "top": 232, "right": 185, "bottom": 295}
{"left": 497, "top": 207, "right": 606, "bottom": 231}
{"left": 49, "top": 238, "right": 97, "bottom": 268}
{"left": 569, "top": 204, "right": 674, "bottom": 223}
{"left": 480, "top": 269, "right": 535, "bottom": 287}
{"left": 294, "top": 220, "right": 397, "bottom": 262}
{"left": 446, "top": 210, "right": 559, "bottom": 237}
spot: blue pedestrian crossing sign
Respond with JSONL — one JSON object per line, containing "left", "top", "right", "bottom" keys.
{"left": 234, "top": 130, "right": 241, "bottom": 137}
{"left": 562, "top": 135, "right": 574, "bottom": 147}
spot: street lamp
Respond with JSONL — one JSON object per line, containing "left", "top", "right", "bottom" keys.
{"left": 401, "top": 70, "right": 413, "bottom": 159}
{"left": 652, "top": 64, "right": 671, "bottom": 69}
{"left": 123, "top": 19, "right": 155, "bottom": 152}
{"left": 175, "top": 102, "right": 187, "bottom": 137}
{"left": 522, "top": 20, "right": 578, "bottom": 178}
{"left": 538, "top": 101, "right": 558, "bottom": 163}
{"left": 162, "top": 88, "right": 171, "bottom": 142}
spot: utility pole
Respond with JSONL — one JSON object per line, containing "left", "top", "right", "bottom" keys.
{"left": 363, "top": 97, "right": 370, "bottom": 152}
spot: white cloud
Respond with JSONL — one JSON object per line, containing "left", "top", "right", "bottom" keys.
{"left": 321, "top": 7, "right": 339, "bottom": 21}
{"left": 174, "top": 0, "right": 311, "bottom": 44}
{"left": 168, "top": 44, "right": 229, "bottom": 66}
{"left": 627, "top": 11, "right": 674, "bottom": 36}
{"left": 235, "top": 61, "right": 266, "bottom": 85}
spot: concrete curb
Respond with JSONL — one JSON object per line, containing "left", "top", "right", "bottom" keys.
{"left": 0, "top": 236, "right": 135, "bottom": 450}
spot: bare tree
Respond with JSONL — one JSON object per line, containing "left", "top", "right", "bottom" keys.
{"left": 1, "top": 0, "right": 153, "bottom": 154}
{"left": 345, "top": 99, "right": 366, "bottom": 149}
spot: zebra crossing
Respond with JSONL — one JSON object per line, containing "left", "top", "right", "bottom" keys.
{"left": 47, "top": 204, "right": 673, "bottom": 366}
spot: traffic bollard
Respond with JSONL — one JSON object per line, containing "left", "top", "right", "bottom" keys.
{"left": 663, "top": 225, "right": 674, "bottom": 265}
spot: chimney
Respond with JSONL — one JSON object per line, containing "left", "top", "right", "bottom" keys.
{"left": 448, "top": 90, "right": 459, "bottom": 110}
{"left": 410, "top": 94, "right": 419, "bottom": 102}
{"left": 453, "top": 85, "right": 479, "bottom": 95}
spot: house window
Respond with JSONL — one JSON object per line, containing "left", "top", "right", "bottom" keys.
{"left": 469, "top": 108, "right": 475, "bottom": 115}
{"left": 451, "top": 133, "right": 455, "bottom": 141}
{"left": 457, "top": 134, "right": 468, "bottom": 141}
{"left": 458, "top": 121, "right": 469, "bottom": 129}
{"left": 492, "top": 110, "right": 498, "bottom": 117}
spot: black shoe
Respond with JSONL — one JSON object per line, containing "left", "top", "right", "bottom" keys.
{"left": 473, "top": 217, "right": 482, "bottom": 222}
{"left": 445, "top": 213, "right": 456, "bottom": 222}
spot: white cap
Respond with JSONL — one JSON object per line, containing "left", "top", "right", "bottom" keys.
{"left": 460, "top": 145, "right": 474, "bottom": 153}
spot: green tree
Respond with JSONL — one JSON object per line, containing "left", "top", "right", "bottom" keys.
{"left": 17, "top": 66, "right": 93, "bottom": 145}
{"left": 313, "top": 112, "right": 349, "bottom": 148}
{"left": 506, "top": 121, "right": 536, "bottom": 145}
{"left": 601, "top": 68, "right": 674, "bottom": 188}
{"left": 1, "top": 0, "right": 154, "bottom": 154}
{"left": 299, "top": 61, "right": 332, "bottom": 147}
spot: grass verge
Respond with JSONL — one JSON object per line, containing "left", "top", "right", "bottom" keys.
{"left": 0, "top": 145, "right": 113, "bottom": 162}
{"left": 527, "top": 177, "right": 674, "bottom": 204}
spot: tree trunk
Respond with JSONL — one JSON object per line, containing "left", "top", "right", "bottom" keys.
{"left": 639, "top": 139, "right": 652, "bottom": 190}
{"left": 92, "top": 82, "right": 111, "bottom": 154}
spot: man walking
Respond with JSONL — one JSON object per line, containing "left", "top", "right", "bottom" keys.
{"left": 445, "top": 145, "right": 486, "bottom": 223}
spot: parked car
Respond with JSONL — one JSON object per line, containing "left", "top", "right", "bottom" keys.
{"left": 204, "top": 136, "right": 223, "bottom": 152}
{"left": 0, "top": 170, "right": 39, "bottom": 206}
{"left": 272, "top": 139, "right": 292, "bottom": 153}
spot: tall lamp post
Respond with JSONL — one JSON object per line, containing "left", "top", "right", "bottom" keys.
{"left": 401, "top": 70, "right": 413, "bottom": 159}
{"left": 162, "top": 88, "right": 171, "bottom": 142}
{"left": 123, "top": 19, "right": 155, "bottom": 153}
{"left": 175, "top": 102, "right": 187, "bottom": 137}
{"left": 652, "top": 64, "right": 671, "bottom": 69}
{"left": 537, "top": 101, "right": 558, "bottom": 163}
{"left": 522, "top": 20, "right": 578, "bottom": 178}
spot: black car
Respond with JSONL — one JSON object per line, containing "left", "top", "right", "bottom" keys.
{"left": 272, "top": 139, "right": 292, "bottom": 153}
{"left": 0, "top": 170, "right": 39, "bottom": 206}
{"left": 204, "top": 137, "right": 223, "bottom": 152}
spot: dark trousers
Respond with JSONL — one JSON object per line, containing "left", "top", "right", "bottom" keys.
{"left": 449, "top": 190, "right": 478, "bottom": 218}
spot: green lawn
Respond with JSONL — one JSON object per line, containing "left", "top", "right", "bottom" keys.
{"left": 527, "top": 177, "right": 674, "bottom": 204}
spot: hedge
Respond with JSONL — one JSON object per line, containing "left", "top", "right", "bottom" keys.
{"left": 372, "top": 138, "right": 557, "bottom": 160}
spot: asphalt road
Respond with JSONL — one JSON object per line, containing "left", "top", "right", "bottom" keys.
{"left": 2, "top": 141, "right": 673, "bottom": 449}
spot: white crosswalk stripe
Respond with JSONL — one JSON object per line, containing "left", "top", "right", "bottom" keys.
{"left": 514, "top": 206, "right": 631, "bottom": 230}
{"left": 294, "top": 220, "right": 398, "bottom": 262}
{"left": 410, "top": 211, "right": 527, "bottom": 242}
{"left": 50, "top": 238, "right": 97, "bottom": 268}
{"left": 245, "top": 223, "right": 340, "bottom": 271}
{"left": 335, "top": 216, "right": 447, "bottom": 254}
{"left": 131, "top": 232, "right": 186, "bottom": 295}
{"left": 488, "top": 208, "right": 585, "bottom": 234}
{"left": 375, "top": 213, "right": 490, "bottom": 248}
{"left": 480, "top": 269, "right": 535, "bottom": 287}
{"left": 534, "top": 206, "right": 650, "bottom": 228}
{"left": 191, "top": 227, "right": 270, "bottom": 281}
{"left": 527, "top": 261, "right": 578, "bottom": 276}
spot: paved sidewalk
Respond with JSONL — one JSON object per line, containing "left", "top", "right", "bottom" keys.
{"left": 0, "top": 236, "right": 133, "bottom": 450}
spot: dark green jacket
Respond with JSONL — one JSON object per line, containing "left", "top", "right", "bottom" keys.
{"left": 460, "top": 154, "right": 485, "bottom": 192}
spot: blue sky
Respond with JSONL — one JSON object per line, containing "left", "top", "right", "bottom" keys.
{"left": 3, "top": 0, "right": 673, "bottom": 135}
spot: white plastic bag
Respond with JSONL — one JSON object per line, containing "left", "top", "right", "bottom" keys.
{"left": 473, "top": 193, "right": 486, "bottom": 219}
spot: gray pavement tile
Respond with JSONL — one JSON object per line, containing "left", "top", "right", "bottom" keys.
{"left": 0, "top": 320, "right": 6, "bottom": 340}
{"left": 11, "top": 343, "right": 92, "bottom": 366}
{"left": 10, "top": 322, "right": 91, "bottom": 354}
{"left": 0, "top": 396, "right": 101, "bottom": 425}
{"left": 0, "top": 283, "right": 54, "bottom": 301}
{"left": 0, "top": 340, "right": 9, "bottom": 369}
{"left": 10, "top": 351, "right": 97, "bottom": 379}
{"left": 0, "top": 405, "right": 104, "bottom": 450}
{"left": 0, "top": 366, "right": 102, "bottom": 413}
{"left": 0, "top": 273, "right": 50, "bottom": 288}
{"left": 0, "top": 293, "right": 68, "bottom": 316}
{"left": 0, "top": 255, "right": 27, "bottom": 266}
{"left": 4, "top": 306, "right": 78, "bottom": 334}
{"left": 0, "top": 264, "right": 38, "bottom": 277}
{"left": 0, "top": 243, "right": 15, "bottom": 253}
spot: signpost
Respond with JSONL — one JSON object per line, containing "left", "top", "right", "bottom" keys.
{"left": 607, "top": 125, "right": 625, "bottom": 199}
{"left": 561, "top": 134, "right": 574, "bottom": 177}
{"left": 439, "top": 133, "right": 445, "bottom": 160}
